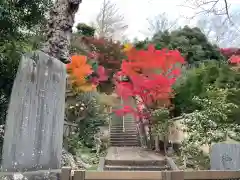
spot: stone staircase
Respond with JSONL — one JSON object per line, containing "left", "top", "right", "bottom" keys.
{"left": 102, "top": 147, "right": 171, "bottom": 171}
{"left": 103, "top": 99, "right": 172, "bottom": 171}
{"left": 110, "top": 113, "right": 140, "bottom": 147}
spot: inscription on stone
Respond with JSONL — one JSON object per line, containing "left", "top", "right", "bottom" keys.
{"left": 210, "top": 143, "right": 240, "bottom": 170}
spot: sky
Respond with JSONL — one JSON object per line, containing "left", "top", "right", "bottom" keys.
{"left": 74, "top": 0, "right": 240, "bottom": 41}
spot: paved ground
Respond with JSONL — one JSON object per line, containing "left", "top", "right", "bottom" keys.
{"left": 105, "top": 147, "right": 165, "bottom": 161}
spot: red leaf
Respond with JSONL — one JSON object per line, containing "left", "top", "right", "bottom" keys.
{"left": 114, "top": 44, "right": 185, "bottom": 118}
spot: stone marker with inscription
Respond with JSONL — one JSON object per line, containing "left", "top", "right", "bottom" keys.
{"left": 210, "top": 143, "right": 240, "bottom": 170}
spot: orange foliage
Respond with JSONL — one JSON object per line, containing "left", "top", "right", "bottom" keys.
{"left": 67, "top": 55, "right": 96, "bottom": 92}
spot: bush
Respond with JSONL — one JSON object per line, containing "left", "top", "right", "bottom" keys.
{"left": 173, "top": 60, "right": 240, "bottom": 122}
{"left": 76, "top": 23, "right": 95, "bottom": 37}
{"left": 181, "top": 87, "right": 240, "bottom": 169}
{"left": 65, "top": 91, "right": 107, "bottom": 148}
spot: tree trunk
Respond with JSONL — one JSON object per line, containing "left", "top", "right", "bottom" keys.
{"left": 148, "top": 122, "right": 153, "bottom": 149}
{"left": 137, "top": 119, "right": 148, "bottom": 148}
{"left": 155, "top": 135, "right": 160, "bottom": 152}
{"left": 163, "top": 135, "right": 168, "bottom": 155}
{"left": 42, "top": 0, "right": 82, "bottom": 64}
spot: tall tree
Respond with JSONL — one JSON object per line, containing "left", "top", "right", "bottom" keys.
{"left": 196, "top": 11, "right": 240, "bottom": 47}
{"left": 152, "top": 26, "right": 224, "bottom": 65}
{"left": 147, "top": 12, "right": 179, "bottom": 37}
{"left": 94, "top": 0, "right": 128, "bottom": 40}
{"left": 183, "top": 0, "right": 231, "bottom": 20}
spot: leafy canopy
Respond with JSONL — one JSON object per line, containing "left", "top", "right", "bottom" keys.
{"left": 152, "top": 26, "right": 225, "bottom": 65}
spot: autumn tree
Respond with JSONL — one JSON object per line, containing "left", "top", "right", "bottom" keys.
{"left": 79, "top": 37, "right": 125, "bottom": 93}
{"left": 114, "top": 45, "right": 185, "bottom": 152}
{"left": 220, "top": 48, "right": 240, "bottom": 59}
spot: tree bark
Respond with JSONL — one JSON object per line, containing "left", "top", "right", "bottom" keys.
{"left": 137, "top": 119, "right": 148, "bottom": 148}
{"left": 163, "top": 135, "right": 168, "bottom": 155}
{"left": 42, "top": 0, "right": 82, "bottom": 64}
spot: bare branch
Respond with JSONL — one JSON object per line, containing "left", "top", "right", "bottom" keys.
{"left": 94, "top": 0, "right": 128, "bottom": 40}
{"left": 223, "top": 0, "right": 232, "bottom": 24}
{"left": 182, "top": 0, "right": 232, "bottom": 23}
{"left": 197, "top": 13, "right": 240, "bottom": 47}
{"left": 147, "top": 12, "right": 179, "bottom": 36}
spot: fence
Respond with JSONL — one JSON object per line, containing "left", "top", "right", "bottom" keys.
{"left": 1, "top": 168, "right": 240, "bottom": 180}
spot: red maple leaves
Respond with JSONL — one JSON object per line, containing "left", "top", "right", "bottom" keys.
{"left": 220, "top": 48, "right": 240, "bottom": 64}
{"left": 114, "top": 44, "right": 185, "bottom": 117}
{"left": 220, "top": 48, "right": 240, "bottom": 59}
{"left": 229, "top": 55, "right": 240, "bottom": 64}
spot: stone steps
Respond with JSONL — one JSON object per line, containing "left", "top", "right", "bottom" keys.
{"left": 104, "top": 165, "right": 169, "bottom": 171}
{"left": 109, "top": 141, "right": 139, "bottom": 146}
{"left": 110, "top": 137, "right": 138, "bottom": 140}
{"left": 111, "top": 125, "right": 136, "bottom": 128}
{"left": 111, "top": 127, "right": 136, "bottom": 130}
{"left": 110, "top": 135, "right": 138, "bottom": 138}
{"left": 110, "top": 111, "right": 139, "bottom": 147}
{"left": 105, "top": 159, "right": 166, "bottom": 166}
{"left": 110, "top": 126, "right": 136, "bottom": 129}
{"left": 110, "top": 130, "right": 137, "bottom": 134}
{"left": 110, "top": 133, "right": 137, "bottom": 136}
{"left": 110, "top": 144, "right": 139, "bottom": 147}
{"left": 104, "top": 159, "right": 169, "bottom": 171}
{"left": 111, "top": 142, "right": 139, "bottom": 147}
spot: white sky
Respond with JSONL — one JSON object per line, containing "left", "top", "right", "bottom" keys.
{"left": 74, "top": 0, "right": 240, "bottom": 41}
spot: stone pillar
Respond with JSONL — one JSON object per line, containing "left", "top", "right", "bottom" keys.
{"left": 2, "top": 51, "right": 66, "bottom": 171}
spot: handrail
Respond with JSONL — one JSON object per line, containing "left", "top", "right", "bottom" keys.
{"left": 121, "top": 98, "right": 125, "bottom": 132}
{"left": 109, "top": 106, "right": 112, "bottom": 135}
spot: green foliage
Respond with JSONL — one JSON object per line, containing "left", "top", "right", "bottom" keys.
{"left": 76, "top": 23, "right": 95, "bottom": 37}
{"left": 0, "top": 0, "right": 51, "bottom": 125}
{"left": 179, "top": 143, "right": 210, "bottom": 170}
{"left": 152, "top": 108, "right": 172, "bottom": 136}
{"left": 173, "top": 61, "right": 240, "bottom": 119}
{"left": 0, "top": 37, "right": 46, "bottom": 126}
{"left": 65, "top": 132, "right": 83, "bottom": 155}
{"left": 184, "top": 88, "right": 238, "bottom": 144}
{"left": 152, "top": 108, "right": 173, "bottom": 153}
{"left": 227, "top": 88, "right": 240, "bottom": 123}
{"left": 152, "top": 26, "right": 225, "bottom": 65}
{"left": 66, "top": 92, "right": 107, "bottom": 148}
{"left": 133, "top": 38, "right": 150, "bottom": 50}
{"left": 181, "top": 87, "right": 240, "bottom": 169}
{"left": 0, "top": 0, "right": 52, "bottom": 41}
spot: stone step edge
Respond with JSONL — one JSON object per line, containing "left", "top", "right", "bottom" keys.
{"left": 105, "top": 159, "right": 167, "bottom": 166}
